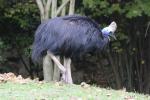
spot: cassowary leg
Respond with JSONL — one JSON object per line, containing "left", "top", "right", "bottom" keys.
{"left": 63, "top": 57, "right": 73, "bottom": 84}
{"left": 62, "top": 58, "right": 67, "bottom": 83}
{"left": 53, "top": 56, "right": 61, "bottom": 81}
{"left": 47, "top": 51, "right": 66, "bottom": 73}
{"left": 66, "top": 58, "right": 73, "bottom": 84}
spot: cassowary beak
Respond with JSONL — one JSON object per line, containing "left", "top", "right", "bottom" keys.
{"left": 109, "top": 32, "right": 117, "bottom": 40}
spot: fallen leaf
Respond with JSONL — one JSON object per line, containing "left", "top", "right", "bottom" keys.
{"left": 124, "top": 96, "right": 135, "bottom": 100}
{"left": 106, "top": 93, "right": 111, "bottom": 97}
{"left": 80, "top": 82, "right": 90, "bottom": 88}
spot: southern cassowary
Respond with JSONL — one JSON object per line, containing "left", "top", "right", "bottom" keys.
{"left": 32, "top": 15, "right": 117, "bottom": 84}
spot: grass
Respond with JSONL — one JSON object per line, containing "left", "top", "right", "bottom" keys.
{"left": 0, "top": 82, "right": 149, "bottom": 100}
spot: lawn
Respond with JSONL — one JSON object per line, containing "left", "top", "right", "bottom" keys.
{"left": 0, "top": 81, "right": 149, "bottom": 100}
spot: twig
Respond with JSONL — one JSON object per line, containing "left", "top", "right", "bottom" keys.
{"left": 56, "top": 0, "right": 69, "bottom": 16}
{"left": 145, "top": 21, "right": 150, "bottom": 38}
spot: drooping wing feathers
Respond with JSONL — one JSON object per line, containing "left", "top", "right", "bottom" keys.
{"left": 32, "top": 15, "right": 108, "bottom": 62}
{"left": 62, "top": 15, "right": 103, "bottom": 37}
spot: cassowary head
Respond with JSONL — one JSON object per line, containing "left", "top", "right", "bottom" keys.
{"left": 102, "top": 21, "right": 117, "bottom": 40}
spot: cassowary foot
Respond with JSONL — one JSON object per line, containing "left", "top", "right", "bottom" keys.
{"left": 62, "top": 57, "right": 73, "bottom": 84}
{"left": 61, "top": 72, "right": 73, "bottom": 84}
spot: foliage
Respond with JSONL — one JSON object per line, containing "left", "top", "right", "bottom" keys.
{"left": 79, "top": 0, "right": 150, "bottom": 51}
{"left": 0, "top": 0, "right": 39, "bottom": 60}
{"left": 82, "top": 0, "right": 150, "bottom": 17}
{"left": 81, "top": 0, "right": 150, "bottom": 41}
{"left": 2, "top": 0, "right": 39, "bottom": 30}
{"left": 125, "top": 0, "right": 150, "bottom": 18}
{"left": 0, "top": 1, "right": 40, "bottom": 78}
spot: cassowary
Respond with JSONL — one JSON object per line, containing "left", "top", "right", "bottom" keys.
{"left": 32, "top": 15, "right": 117, "bottom": 84}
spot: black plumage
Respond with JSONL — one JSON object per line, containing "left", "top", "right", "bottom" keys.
{"left": 32, "top": 15, "right": 109, "bottom": 62}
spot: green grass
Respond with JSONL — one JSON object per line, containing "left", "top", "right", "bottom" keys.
{"left": 0, "top": 82, "right": 149, "bottom": 100}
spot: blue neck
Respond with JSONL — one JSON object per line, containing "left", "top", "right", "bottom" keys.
{"left": 102, "top": 34, "right": 110, "bottom": 41}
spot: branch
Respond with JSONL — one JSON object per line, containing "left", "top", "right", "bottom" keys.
{"left": 42, "top": 0, "right": 46, "bottom": 6}
{"left": 56, "top": 0, "right": 69, "bottom": 16}
{"left": 15, "top": 48, "right": 31, "bottom": 76}
{"left": 145, "top": 21, "right": 150, "bottom": 38}
{"left": 107, "top": 51, "right": 122, "bottom": 89}
{"left": 51, "top": 0, "right": 57, "bottom": 18}
{"left": 69, "top": 0, "right": 75, "bottom": 15}
{"left": 36, "top": 0, "right": 45, "bottom": 21}
{"left": 45, "top": 0, "right": 52, "bottom": 19}
{"left": 61, "top": 0, "right": 67, "bottom": 16}
{"left": 36, "top": 0, "right": 44, "bottom": 14}
{"left": 45, "top": 0, "right": 52, "bottom": 12}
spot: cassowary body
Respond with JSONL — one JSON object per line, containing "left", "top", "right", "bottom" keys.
{"left": 32, "top": 15, "right": 117, "bottom": 83}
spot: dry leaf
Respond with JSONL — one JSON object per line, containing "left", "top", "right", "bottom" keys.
{"left": 80, "top": 82, "right": 90, "bottom": 88}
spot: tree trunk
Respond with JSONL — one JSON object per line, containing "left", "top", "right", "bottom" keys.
{"left": 61, "top": 0, "right": 66, "bottom": 16}
{"left": 36, "top": 0, "right": 53, "bottom": 82}
{"left": 69, "top": 0, "right": 75, "bottom": 15}
{"left": 51, "top": 0, "right": 57, "bottom": 18}
{"left": 43, "top": 55, "right": 54, "bottom": 82}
